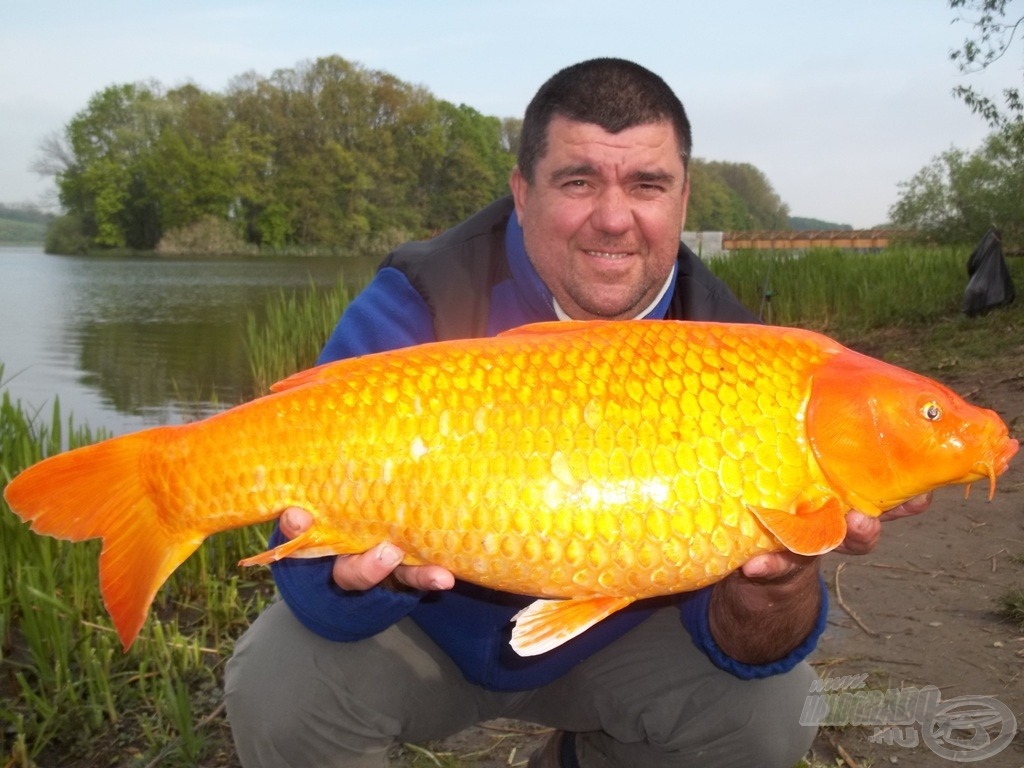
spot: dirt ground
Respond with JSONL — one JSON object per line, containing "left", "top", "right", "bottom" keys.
{"left": 807, "top": 369, "right": 1024, "bottom": 768}
{"left": 406, "top": 370, "right": 1024, "bottom": 766}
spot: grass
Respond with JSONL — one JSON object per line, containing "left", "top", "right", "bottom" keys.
{"left": 710, "top": 246, "right": 1024, "bottom": 376}
{"left": 997, "top": 588, "right": 1024, "bottom": 631}
{"left": 1, "top": 245, "right": 1022, "bottom": 766}
{"left": 0, "top": 369, "right": 275, "bottom": 766}
{"left": 244, "top": 276, "right": 360, "bottom": 393}
{"left": 709, "top": 244, "right": 969, "bottom": 332}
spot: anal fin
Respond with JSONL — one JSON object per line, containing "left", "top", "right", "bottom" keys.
{"left": 511, "top": 595, "right": 634, "bottom": 656}
{"left": 239, "top": 528, "right": 359, "bottom": 566}
{"left": 239, "top": 529, "right": 428, "bottom": 568}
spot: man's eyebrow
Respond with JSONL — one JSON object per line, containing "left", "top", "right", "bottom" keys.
{"left": 627, "top": 169, "right": 677, "bottom": 184}
{"left": 550, "top": 164, "right": 598, "bottom": 182}
{"left": 548, "top": 165, "right": 678, "bottom": 184}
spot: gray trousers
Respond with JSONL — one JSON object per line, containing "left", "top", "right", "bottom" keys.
{"left": 224, "top": 600, "right": 817, "bottom": 767}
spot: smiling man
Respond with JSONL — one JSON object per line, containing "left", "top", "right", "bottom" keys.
{"left": 224, "top": 58, "right": 926, "bottom": 768}
{"left": 511, "top": 116, "right": 689, "bottom": 321}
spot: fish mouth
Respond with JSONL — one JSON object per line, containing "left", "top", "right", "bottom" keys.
{"left": 968, "top": 435, "right": 1019, "bottom": 500}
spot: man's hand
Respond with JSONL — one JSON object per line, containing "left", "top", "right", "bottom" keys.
{"left": 279, "top": 508, "right": 455, "bottom": 592}
{"left": 737, "top": 492, "right": 933, "bottom": 581}
{"left": 709, "top": 493, "right": 933, "bottom": 664}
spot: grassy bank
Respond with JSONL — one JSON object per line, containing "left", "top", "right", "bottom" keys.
{"left": 706, "top": 246, "right": 1023, "bottom": 376}
{"left": 707, "top": 245, "right": 968, "bottom": 331}
{"left": 0, "top": 375, "right": 275, "bottom": 766}
{"left": 1, "top": 245, "right": 1021, "bottom": 766}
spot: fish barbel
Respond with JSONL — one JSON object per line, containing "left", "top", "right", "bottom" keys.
{"left": 3, "top": 320, "right": 1018, "bottom": 654}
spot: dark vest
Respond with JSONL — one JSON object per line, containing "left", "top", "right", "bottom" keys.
{"left": 379, "top": 197, "right": 756, "bottom": 341}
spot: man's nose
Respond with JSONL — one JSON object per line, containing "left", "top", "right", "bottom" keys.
{"left": 590, "top": 187, "right": 632, "bottom": 234}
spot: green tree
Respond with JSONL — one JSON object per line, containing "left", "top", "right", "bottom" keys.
{"left": 142, "top": 84, "right": 238, "bottom": 235}
{"left": 686, "top": 160, "right": 789, "bottom": 231}
{"left": 704, "top": 161, "right": 790, "bottom": 229}
{"left": 56, "top": 83, "right": 166, "bottom": 248}
{"left": 421, "top": 102, "right": 514, "bottom": 231}
{"left": 685, "top": 160, "right": 748, "bottom": 231}
{"left": 950, "top": 0, "right": 1024, "bottom": 129}
{"left": 889, "top": 123, "right": 1024, "bottom": 244}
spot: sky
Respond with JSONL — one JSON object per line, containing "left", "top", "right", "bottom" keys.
{"left": 2, "top": 1, "right": 1020, "bottom": 229}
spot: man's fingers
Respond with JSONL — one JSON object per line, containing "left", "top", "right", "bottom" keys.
{"left": 879, "top": 492, "right": 933, "bottom": 522}
{"left": 332, "top": 543, "right": 404, "bottom": 591}
{"left": 278, "top": 508, "right": 457, "bottom": 592}
{"left": 393, "top": 564, "right": 455, "bottom": 591}
{"left": 279, "top": 507, "right": 313, "bottom": 539}
{"left": 331, "top": 544, "right": 456, "bottom": 591}
{"left": 834, "top": 511, "right": 881, "bottom": 556}
{"left": 740, "top": 551, "right": 813, "bottom": 581}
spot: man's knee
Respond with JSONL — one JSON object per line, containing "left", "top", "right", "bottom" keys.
{"left": 583, "top": 661, "right": 818, "bottom": 768}
{"left": 700, "top": 661, "right": 818, "bottom": 767}
{"left": 223, "top": 605, "right": 310, "bottom": 764}
{"left": 223, "top": 601, "right": 389, "bottom": 766}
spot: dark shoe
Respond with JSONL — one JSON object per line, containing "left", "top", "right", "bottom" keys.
{"left": 528, "top": 731, "right": 579, "bottom": 768}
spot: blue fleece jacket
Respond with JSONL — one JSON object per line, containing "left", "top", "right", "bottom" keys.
{"left": 270, "top": 211, "right": 828, "bottom": 690}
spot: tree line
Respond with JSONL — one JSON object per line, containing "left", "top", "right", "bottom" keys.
{"left": 888, "top": 1, "right": 1024, "bottom": 246}
{"left": 37, "top": 55, "right": 792, "bottom": 255}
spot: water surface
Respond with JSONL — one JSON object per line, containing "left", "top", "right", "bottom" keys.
{"left": 0, "top": 246, "right": 376, "bottom": 435}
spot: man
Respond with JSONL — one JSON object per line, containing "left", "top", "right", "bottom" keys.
{"left": 225, "top": 58, "right": 927, "bottom": 767}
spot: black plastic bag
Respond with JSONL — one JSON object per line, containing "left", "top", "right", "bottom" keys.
{"left": 963, "top": 227, "right": 1016, "bottom": 317}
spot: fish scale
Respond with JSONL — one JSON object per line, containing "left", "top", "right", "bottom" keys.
{"left": 158, "top": 322, "right": 822, "bottom": 598}
{"left": 3, "top": 319, "right": 1016, "bottom": 655}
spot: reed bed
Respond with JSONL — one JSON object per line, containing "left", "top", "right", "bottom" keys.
{"left": 706, "top": 245, "right": 967, "bottom": 330}
{"left": 0, "top": 372, "right": 275, "bottom": 766}
{"left": 245, "top": 276, "right": 358, "bottom": 393}
{"left": 0, "top": 244, "right": 1019, "bottom": 766}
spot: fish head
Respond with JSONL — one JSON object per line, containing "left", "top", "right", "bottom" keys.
{"left": 806, "top": 350, "right": 1018, "bottom": 516}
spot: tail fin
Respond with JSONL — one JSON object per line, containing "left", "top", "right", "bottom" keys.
{"left": 3, "top": 429, "right": 205, "bottom": 650}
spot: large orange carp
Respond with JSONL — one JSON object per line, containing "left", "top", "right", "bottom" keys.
{"left": 3, "top": 320, "right": 1018, "bottom": 655}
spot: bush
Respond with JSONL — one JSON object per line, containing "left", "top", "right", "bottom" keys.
{"left": 156, "top": 216, "right": 256, "bottom": 256}
{"left": 44, "top": 213, "right": 91, "bottom": 255}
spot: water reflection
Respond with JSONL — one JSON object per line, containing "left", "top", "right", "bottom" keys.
{"left": 0, "top": 247, "right": 377, "bottom": 435}
{"left": 74, "top": 317, "right": 252, "bottom": 420}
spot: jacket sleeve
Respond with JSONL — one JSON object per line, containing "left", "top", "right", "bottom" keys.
{"left": 678, "top": 578, "right": 829, "bottom": 679}
{"left": 271, "top": 266, "right": 438, "bottom": 641}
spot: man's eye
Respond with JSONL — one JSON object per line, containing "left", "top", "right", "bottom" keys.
{"left": 636, "top": 183, "right": 665, "bottom": 195}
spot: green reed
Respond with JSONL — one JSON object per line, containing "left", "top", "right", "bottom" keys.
{"left": 0, "top": 376, "right": 275, "bottom": 765}
{"left": 707, "top": 245, "right": 967, "bottom": 330}
{"left": 245, "top": 275, "right": 359, "bottom": 393}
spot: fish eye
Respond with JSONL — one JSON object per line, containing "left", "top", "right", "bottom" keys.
{"left": 920, "top": 401, "right": 942, "bottom": 421}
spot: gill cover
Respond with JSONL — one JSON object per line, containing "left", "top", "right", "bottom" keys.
{"left": 805, "top": 350, "right": 998, "bottom": 515}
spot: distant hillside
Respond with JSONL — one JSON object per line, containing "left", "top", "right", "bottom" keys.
{"left": 788, "top": 216, "right": 853, "bottom": 231}
{"left": 0, "top": 204, "right": 53, "bottom": 243}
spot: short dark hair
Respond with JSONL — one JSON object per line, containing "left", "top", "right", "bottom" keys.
{"left": 517, "top": 58, "right": 692, "bottom": 183}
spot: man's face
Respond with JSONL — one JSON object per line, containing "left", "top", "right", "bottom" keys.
{"left": 510, "top": 115, "right": 689, "bottom": 321}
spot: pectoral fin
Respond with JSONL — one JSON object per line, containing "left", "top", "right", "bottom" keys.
{"left": 747, "top": 497, "right": 848, "bottom": 556}
{"left": 510, "top": 595, "right": 635, "bottom": 656}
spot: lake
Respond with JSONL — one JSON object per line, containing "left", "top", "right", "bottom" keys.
{"left": 0, "top": 246, "right": 378, "bottom": 436}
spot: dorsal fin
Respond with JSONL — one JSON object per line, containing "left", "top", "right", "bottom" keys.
{"left": 269, "top": 360, "right": 353, "bottom": 393}
{"left": 497, "top": 319, "right": 613, "bottom": 338}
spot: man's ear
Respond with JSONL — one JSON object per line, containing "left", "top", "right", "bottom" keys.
{"left": 679, "top": 174, "right": 691, "bottom": 230}
{"left": 509, "top": 165, "right": 528, "bottom": 219}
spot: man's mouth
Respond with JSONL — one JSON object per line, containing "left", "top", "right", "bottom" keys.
{"left": 584, "top": 250, "right": 633, "bottom": 260}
